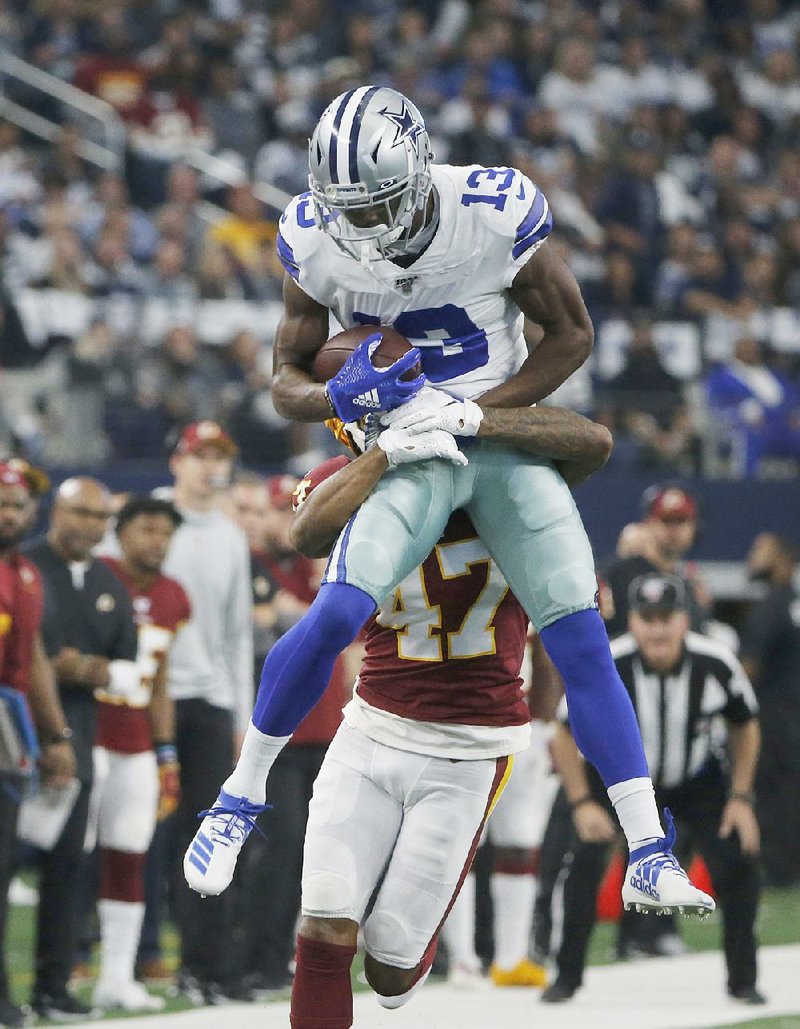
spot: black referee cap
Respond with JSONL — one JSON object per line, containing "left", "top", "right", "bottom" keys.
{"left": 629, "top": 573, "right": 687, "bottom": 616}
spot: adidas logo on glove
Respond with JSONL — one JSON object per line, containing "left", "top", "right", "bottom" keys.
{"left": 351, "top": 389, "right": 382, "bottom": 409}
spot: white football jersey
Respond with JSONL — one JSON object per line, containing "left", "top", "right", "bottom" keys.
{"left": 277, "top": 164, "right": 552, "bottom": 399}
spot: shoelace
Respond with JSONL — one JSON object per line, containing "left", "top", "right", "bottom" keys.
{"left": 629, "top": 807, "right": 687, "bottom": 877}
{"left": 196, "top": 800, "right": 271, "bottom": 847}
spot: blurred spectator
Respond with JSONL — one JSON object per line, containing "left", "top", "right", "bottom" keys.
{"left": 72, "top": 11, "right": 148, "bottom": 119}
{"left": 441, "top": 24, "right": 523, "bottom": 105}
{"left": 601, "top": 484, "right": 710, "bottom": 639}
{"left": 583, "top": 250, "right": 649, "bottom": 325}
{"left": 156, "top": 164, "right": 207, "bottom": 267}
{"left": 600, "top": 318, "right": 695, "bottom": 471}
{"left": 218, "top": 330, "right": 303, "bottom": 468}
{"left": 47, "top": 319, "right": 132, "bottom": 465}
{"left": 86, "top": 227, "right": 149, "bottom": 297}
{"left": 195, "top": 242, "right": 247, "bottom": 300}
{"left": 232, "top": 472, "right": 348, "bottom": 994}
{"left": 25, "top": 478, "right": 137, "bottom": 1022}
{"left": 705, "top": 335, "right": 800, "bottom": 477}
{"left": 595, "top": 34, "right": 673, "bottom": 120}
{"left": 208, "top": 184, "right": 278, "bottom": 297}
{"left": 676, "top": 237, "right": 751, "bottom": 321}
{"left": 141, "top": 240, "right": 198, "bottom": 302}
{"left": 442, "top": 81, "right": 512, "bottom": 167}
{"left": 740, "top": 533, "right": 800, "bottom": 887}
{"left": 154, "top": 422, "right": 253, "bottom": 1002}
{"left": 136, "top": 327, "right": 225, "bottom": 433}
{"left": 25, "top": 0, "right": 84, "bottom": 80}
{"left": 79, "top": 172, "right": 159, "bottom": 264}
{"left": 203, "top": 61, "right": 264, "bottom": 171}
{"left": 537, "top": 38, "right": 605, "bottom": 154}
{"left": 595, "top": 130, "right": 674, "bottom": 295}
{"left": 33, "top": 227, "right": 92, "bottom": 293}
{"left": 0, "top": 121, "right": 41, "bottom": 211}
{"left": 738, "top": 47, "right": 800, "bottom": 128}
{"left": 254, "top": 104, "right": 314, "bottom": 199}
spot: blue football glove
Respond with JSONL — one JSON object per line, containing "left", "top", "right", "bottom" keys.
{"left": 325, "top": 333, "right": 425, "bottom": 423}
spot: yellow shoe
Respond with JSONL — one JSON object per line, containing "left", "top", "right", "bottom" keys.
{"left": 490, "top": 958, "right": 548, "bottom": 988}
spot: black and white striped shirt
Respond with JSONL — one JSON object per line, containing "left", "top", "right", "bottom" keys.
{"left": 609, "top": 632, "right": 759, "bottom": 790}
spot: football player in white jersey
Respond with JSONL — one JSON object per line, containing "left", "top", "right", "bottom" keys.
{"left": 184, "top": 87, "right": 714, "bottom": 944}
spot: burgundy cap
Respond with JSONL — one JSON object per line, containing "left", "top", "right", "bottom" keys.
{"left": 174, "top": 421, "right": 237, "bottom": 458}
{"left": 0, "top": 463, "right": 31, "bottom": 492}
{"left": 646, "top": 487, "right": 697, "bottom": 522}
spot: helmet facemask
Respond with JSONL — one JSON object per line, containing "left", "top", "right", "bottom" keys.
{"left": 307, "top": 86, "right": 434, "bottom": 263}
{"left": 310, "top": 166, "right": 432, "bottom": 263}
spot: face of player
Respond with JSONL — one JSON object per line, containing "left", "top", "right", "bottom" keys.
{"left": 647, "top": 516, "right": 696, "bottom": 562}
{"left": 230, "top": 483, "right": 270, "bottom": 551}
{"left": 50, "top": 481, "right": 114, "bottom": 561}
{"left": 118, "top": 513, "right": 177, "bottom": 575}
{"left": 171, "top": 447, "right": 233, "bottom": 503}
{"left": 0, "top": 484, "right": 35, "bottom": 551}
{"left": 629, "top": 609, "right": 690, "bottom": 672}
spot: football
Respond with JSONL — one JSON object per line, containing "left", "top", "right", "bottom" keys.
{"left": 312, "top": 324, "right": 420, "bottom": 383}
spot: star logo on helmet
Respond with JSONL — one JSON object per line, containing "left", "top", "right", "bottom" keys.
{"left": 379, "top": 104, "right": 424, "bottom": 151}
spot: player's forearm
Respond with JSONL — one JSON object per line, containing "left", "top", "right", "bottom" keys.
{"left": 478, "top": 330, "right": 593, "bottom": 408}
{"left": 148, "top": 664, "right": 175, "bottom": 744}
{"left": 272, "top": 363, "right": 333, "bottom": 422}
{"left": 727, "top": 719, "right": 760, "bottom": 798}
{"left": 476, "top": 407, "right": 612, "bottom": 484}
{"left": 28, "top": 635, "right": 71, "bottom": 738}
{"left": 291, "top": 448, "right": 390, "bottom": 558}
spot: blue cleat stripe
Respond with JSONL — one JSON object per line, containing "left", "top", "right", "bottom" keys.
{"left": 196, "top": 832, "right": 214, "bottom": 852}
{"left": 188, "top": 853, "right": 208, "bottom": 876}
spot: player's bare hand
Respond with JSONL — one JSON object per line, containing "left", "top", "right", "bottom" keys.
{"left": 573, "top": 800, "right": 616, "bottom": 843}
{"left": 377, "top": 427, "right": 468, "bottom": 467}
{"left": 39, "top": 741, "right": 77, "bottom": 787}
{"left": 719, "top": 798, "right": 760, "bottom": 856}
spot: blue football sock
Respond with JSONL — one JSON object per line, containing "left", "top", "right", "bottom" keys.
{"left": 540, "top": 608, "right": 649, "bottom": 787}
{"left": 252, "top": 582, "right": 375, "bottom": 737}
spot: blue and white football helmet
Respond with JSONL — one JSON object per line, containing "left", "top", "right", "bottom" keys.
{"left": 308, "top": 85, "right": 433, "bottom": 262}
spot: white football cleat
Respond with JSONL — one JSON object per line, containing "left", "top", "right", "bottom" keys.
{"left": 93, "top": 979, "right": 165, "bottom": 1011}
{"left": 622, "top": 809, "right": 715, "bottom": 919}
{"left": 184, "top": 788, "right": 269, "bottom": 896}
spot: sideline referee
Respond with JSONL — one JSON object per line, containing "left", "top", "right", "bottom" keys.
{"left": 542, "top": 573, "right": 763, "bottom": 1006}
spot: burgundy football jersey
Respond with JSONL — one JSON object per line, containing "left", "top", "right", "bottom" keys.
{"left": 359, "top": 510, "right": 531, "bottom": 727}
{"left": 97, "top": 558, "right": 191, "bottom": 753}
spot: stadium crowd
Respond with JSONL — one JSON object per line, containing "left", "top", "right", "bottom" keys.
{"left": 0, "top": 0, "right": 799, "bottom": 476}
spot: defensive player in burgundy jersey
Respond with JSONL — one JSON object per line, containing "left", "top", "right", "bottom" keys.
{"left": 282, "top": 408, "right": 607, "bottom": 1026}
{"left": 93, "top": 496, "right": 191, "bottom": 1012}
{"left": 186, "top": 86, "right": 715, "bottom": 936}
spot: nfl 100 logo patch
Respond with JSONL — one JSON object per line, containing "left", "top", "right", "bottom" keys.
{"left": 394, "top": 276, "right": 415, "bottom": 295}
